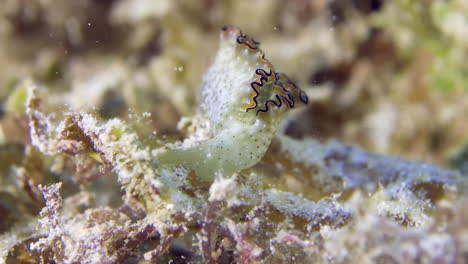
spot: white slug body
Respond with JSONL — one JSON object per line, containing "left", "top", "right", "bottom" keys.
{"left": 158, "top": 26, "right": 308, "bottom": 180}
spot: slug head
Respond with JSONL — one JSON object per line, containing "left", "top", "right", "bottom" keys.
{"left": 203, "top": 26, "right": 308, "bottom": 129}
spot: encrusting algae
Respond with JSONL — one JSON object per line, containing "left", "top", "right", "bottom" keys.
{"left": 158, "top": 26, "right": 308, "bottom": 181}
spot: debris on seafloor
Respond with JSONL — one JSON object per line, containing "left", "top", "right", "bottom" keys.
{"left": 0, "top": 1, "right": 467, "bottom": 263}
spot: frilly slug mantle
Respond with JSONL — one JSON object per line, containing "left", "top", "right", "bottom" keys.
{"left": 158, "top": 26, "right": 308, "bottom": 180}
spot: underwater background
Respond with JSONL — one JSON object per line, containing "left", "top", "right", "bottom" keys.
{"left": 1, "top": 0, "right": 468, "bottom": 263}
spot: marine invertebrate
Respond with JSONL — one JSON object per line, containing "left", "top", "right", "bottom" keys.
{"left": 158, "top": 26, "right": 308, "bottom": 180}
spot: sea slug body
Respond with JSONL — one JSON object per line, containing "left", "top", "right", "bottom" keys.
{"left": 158, "top": 26, "right": 308, "bottom": 181}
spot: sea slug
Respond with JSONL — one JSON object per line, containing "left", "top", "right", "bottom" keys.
{"left": 158, "top": 26, "right": 308, "bottom": 181}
